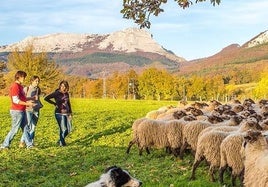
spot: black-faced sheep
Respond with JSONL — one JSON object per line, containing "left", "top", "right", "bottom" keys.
{"left": 197, "top": 115, "right": 244, "bottom": 139}
{"left": 180, "top": 120, "right": 212, "bottom": 159}
{"left": 180, "top": 115, "right": 241, "bottom": 159}
{"left": 219, "top": 119, "right": 263, "bottom": 186}
{"left": 242, "top": 130, "right": 268, "bottom": 187}
{"left": 190, "top": 120, "right": 263, "bottom": 182}
{"left": 156, "top": 109, "right": 187, "bottom": 121}
{"left": 145, "top": 105, "right": 174, "bottom": 119}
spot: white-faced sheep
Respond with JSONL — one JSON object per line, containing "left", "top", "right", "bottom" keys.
{"left": 190, "top": 120, "right": 263, "bottom": 182}
{"left": 242, "top": 130, "right": 268, "bottom": 187}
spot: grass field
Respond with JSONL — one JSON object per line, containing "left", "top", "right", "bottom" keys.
{"left": 0, "top": 96, "right": 227, "bottom": 187}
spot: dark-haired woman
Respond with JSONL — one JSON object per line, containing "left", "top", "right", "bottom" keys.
{"left": 44, "top": 80, "right": 72, "bottom": 146}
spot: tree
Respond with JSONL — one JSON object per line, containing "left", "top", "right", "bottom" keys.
{"left": 107, "top": 71, "right": 129, "bottom": 99}
{"left": 253, "top": 73, "right": 268, "bottom": 99}
{"left": 121, "top": 0, "right": 221, "bottom": 28}
{"left": 0, "top": 61, "right": 7, "bottom": 93}
{"left": 138, "top": 67, "right": 174, "bottom": 100}
{"left": 6, "top": 44, "right": 63, "bottom": 94}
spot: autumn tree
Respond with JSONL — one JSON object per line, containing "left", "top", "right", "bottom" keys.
{"left": 107, "top": 71, "right": 129, "bottom": 99}
{"left": 88, "top": 79, "right": 103, "bottom": 98}
{"left": 186, "top": 75, "right": 207, "bottom": 101}
{"left": 0, "top": 61, "right": 6, "bottom": 93}
{"left": 6, "top": 44, "right": 63, "bottom": 94}
{"left": 253, "top": 73, "right": 268, "bottom": 99}
{"left": 204, "top": 74, "right": 225, "bottom": 101}
{"left": 138, "top": 67, "right": 175, "bottom": 100}
{"left": 121, "top": 0, "right": 221, "bottom": 28}
{"left": 173, "top": 76, "right": 189, "bottom": 100}
{"left": 64, "top": 75, "right": 92, "bottom": 98}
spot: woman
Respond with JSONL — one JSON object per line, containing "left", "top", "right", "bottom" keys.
{"left": 44, "top": 80, "right": 72, "bottom": 146}
{"left": 19, "top": 75, "right": 43, "bottom": 147}
{"left": 0, "top": 70, "right": 35, "bottom": 150}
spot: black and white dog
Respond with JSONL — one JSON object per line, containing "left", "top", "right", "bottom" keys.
{"left": 85, "top": 166, "right": 142, "bottom": 187}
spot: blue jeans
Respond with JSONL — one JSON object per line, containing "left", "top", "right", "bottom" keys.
{"left": 20, "top": 110, "right": 39, "bottom": 143}
{"left": 2, "top": 110, "right": 33, "bottom": 148}
{"left": 55, "top": 113, "right": 72, "bottom": 146}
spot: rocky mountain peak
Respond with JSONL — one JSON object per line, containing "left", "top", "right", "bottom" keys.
{"left": 0, "top": 28, "right": 185, "bottom": 62}
{"left": 242, "top": 30, "right": 268, "bottom": 48}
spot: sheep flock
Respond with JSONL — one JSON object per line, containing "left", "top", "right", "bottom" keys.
{"left": 126, "top": 98, "right": 268, "bottom": 187}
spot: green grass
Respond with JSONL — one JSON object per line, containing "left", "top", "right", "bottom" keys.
{"left": 0, "top": 97, "right": 229, "bottom": 187}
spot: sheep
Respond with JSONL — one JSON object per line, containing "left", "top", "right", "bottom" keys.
{"left": 242, "top": 130, "right": 268, "bottom": 187}
{"left": 191, "top": 101, "right": 209, "bottom": 109}
{"left": 131, "top": 118, "right": 186, "bottom": 156}
{"left": 232, "top": 104, "right": 244, "bottom": 113}
{"left": 179, "top": 115, "right": 240, "bottom": 159}
{"left": 165, "top": 119, "right": 187, "bottom": 156}
{"left": 260, "top": 104, "right": 268, "bottom": 118}
{"left": 219, "top": 132, "right": 245, "bottom": 186}
{"left": 190, "top": 130, "right": 230, "bottom": 182}
{"left": 197, "top": 115, "right": 244, "bottom": 138}
{"left": 126, "top": 117, "right": 148, "bottom": 154}
{"left": 260, "top": 119, "right": 268, "bottom": 130}
{"left": 156, "top": 109, "right": 187, "bottom": 121}
{"left": 218, "top": 120, "right": 263, "bottom": 186}
{"left": 190, "top": 119, "right": 263, "bottom": 182}
{"left": 145, "top": 105, "right": 174, "bottom": 119}
{"left": 259, "top": 99, "right": 268, "bottom": 108}
{"left": 179, "top": 120, "right": 212, "bottom": 159}
{"left": 134, "top": 119, "right": 166, "bottom": 155}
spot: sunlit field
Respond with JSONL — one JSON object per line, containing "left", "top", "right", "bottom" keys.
{"left": 0, "top": 96, "right": 229, "bottom": 187}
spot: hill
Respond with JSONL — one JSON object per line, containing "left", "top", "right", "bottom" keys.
{"left": 178, "top": 30, "right": 268, "bottom": 76}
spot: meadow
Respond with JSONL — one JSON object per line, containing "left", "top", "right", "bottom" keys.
{"left": 0, "top": 96, "right": 227, "bottom": 187}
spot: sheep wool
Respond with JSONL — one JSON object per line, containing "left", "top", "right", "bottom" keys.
{"left": 126, "top": 117, "right": 148, "bottom": 154}
{"left": 191, "top": 120, "right": 262, "bottom": 182}
{"left": 242, "top": 130, "right": 268, "bottom": 187}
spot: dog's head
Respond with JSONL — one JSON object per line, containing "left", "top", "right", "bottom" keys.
{"left": 104, "top": 166, "right": 142, "bottom": 187}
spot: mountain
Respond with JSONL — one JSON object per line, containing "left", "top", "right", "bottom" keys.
{"left": 178, "top": 30, "right": 268, "bottom": 76}
{"left": 0, "top": 28, "right": 185, "bottom": 78}
{"left": 1, "top": 29, "right": 268, "bottom": 78}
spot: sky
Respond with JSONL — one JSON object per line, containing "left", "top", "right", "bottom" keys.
{"left": 0, "top": 0, "right": 267, "bottom": 61}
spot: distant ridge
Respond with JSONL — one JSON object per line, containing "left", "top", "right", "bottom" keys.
{"left": 1, "top": 29, "right": 268, "bottom": 78}
{"left": 178, "top": 30, "right": 268, "bottom": 75}
{"left": 0, "top": 28, "right": 185, "bottom": 78}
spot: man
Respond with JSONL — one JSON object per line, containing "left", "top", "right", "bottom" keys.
{"left": 0, "top": 70, "right": 35, "bottom": 150}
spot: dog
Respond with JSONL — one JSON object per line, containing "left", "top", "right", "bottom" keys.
{"left": 85, "top": 166, "right": 142, "bottom": 187}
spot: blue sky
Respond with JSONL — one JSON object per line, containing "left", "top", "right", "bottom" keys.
{"left": 0, "top": 0, "right": 267, "bottom": 60}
